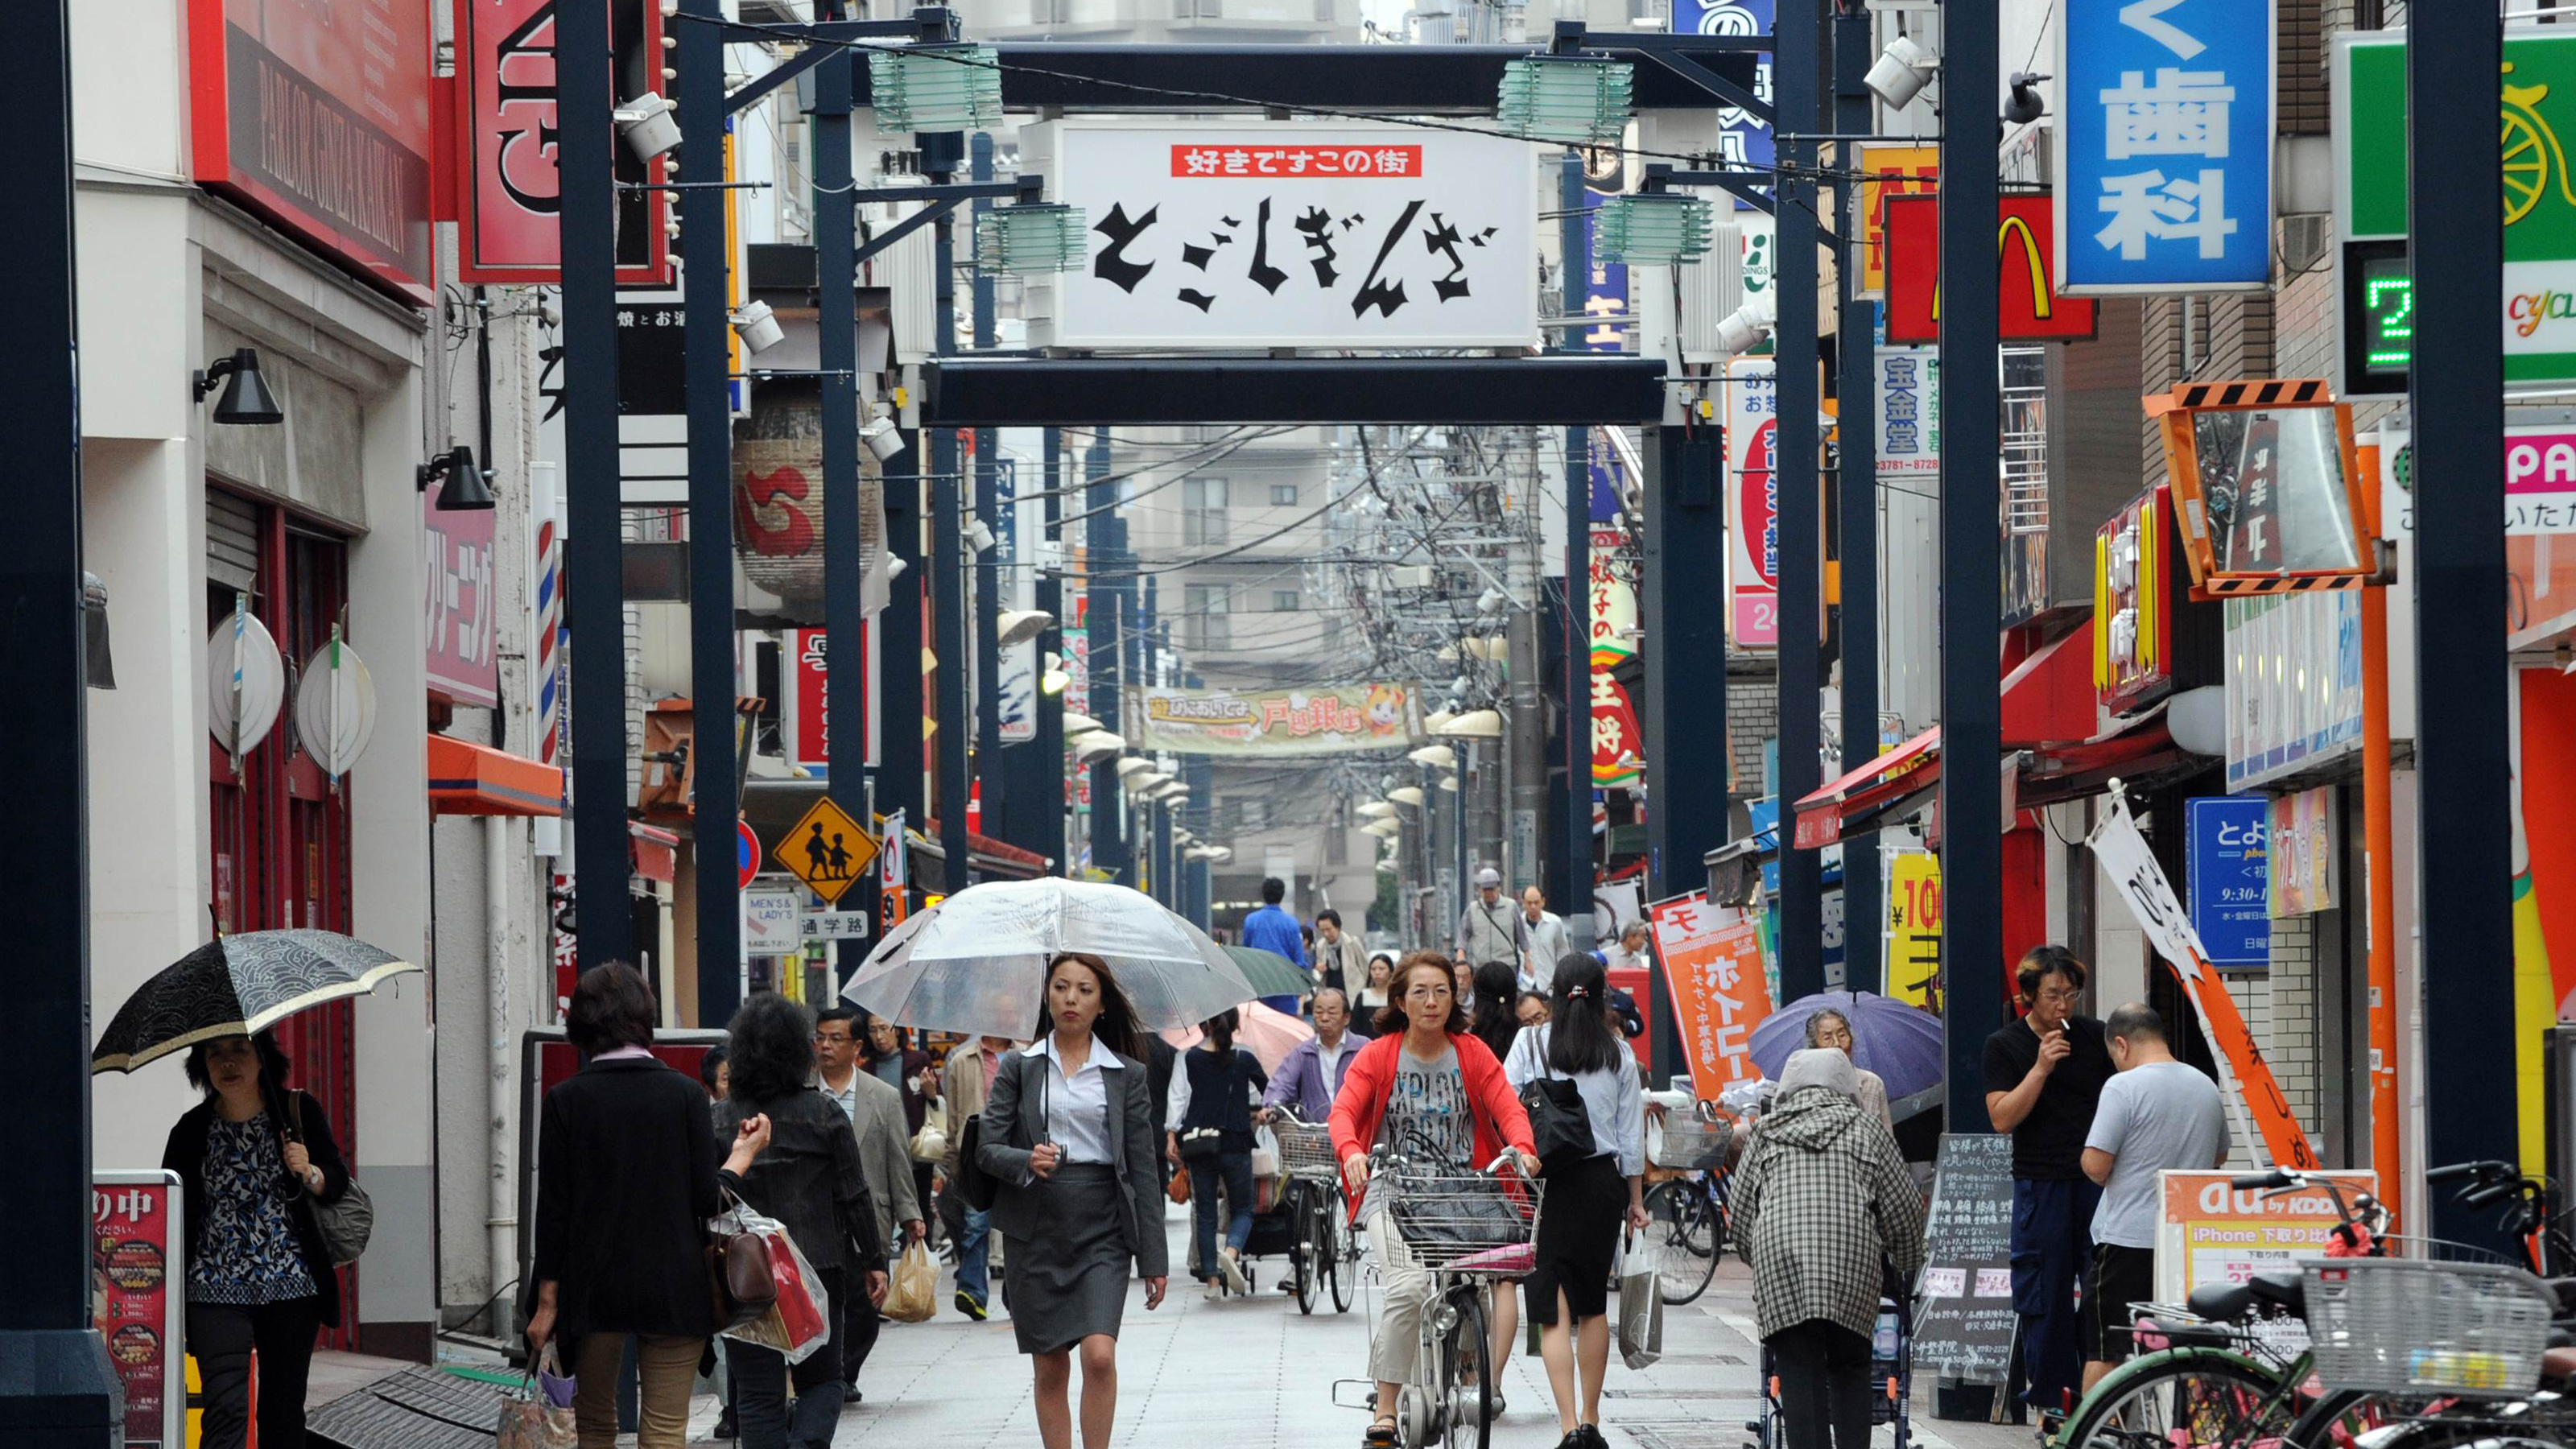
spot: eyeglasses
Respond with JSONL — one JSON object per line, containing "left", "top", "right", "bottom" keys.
{"left": 2034, "top": 986, "right": 2081, "bottom": 1005}
{"left": 814, "top": 1032, "right": 852, "bottom": 1045}
{"left": 1404, "top": 985, "right": 1453, "bottom": 1001}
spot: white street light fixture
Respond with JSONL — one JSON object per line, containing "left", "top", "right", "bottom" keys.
{"left": 1116, "top": 757, "right": 1154, "bottom": 777}
{"left": 1715, "top": 289, "right": 1778, "bottom": 356}
{"left": 1364, "top": 819, "right": 1403, "bottom": 837}
{"left": 1439, "top": 775, "right": 1460, "bottom": 792}
{"left": 996, "top": 608, "right": 1055, "bottom": 646}
{"left": 967, "top": 519, "right": 997, "bottom": 554}
{"left": 861, "top": 415, "right": 905, "bottom": 462}
{"left": 1407, "top": 743, "right": 1456, "bottom": 768}
{"left": 1864, "top": 34, "right": 1938, "bottom": 110}
{"left": 1074, "top": 732, "right": 1126, "bottom": 763}
{"left": 730, "top": 300, "right": 786, "bottom": 354}
{"left": 615, "top": 93, "right": 682, "bottom": 162}
{"left": 1389, "top": 785, "right": 1426, "bottom": 807}
{"left": 1438, "top": 708, "right": 1505, "bottom": 740}
{"left": 1063, "top": 712, "right": 1104, "bottom": 735}
{"left": 1423, "top": 708, "right": 1455, "bottom": 733}
{"left": 866, "top": 45, "right": 1005, "bottom": 131}
{"left": 1356, "top": 801, "right": 1397, "bottom": 819}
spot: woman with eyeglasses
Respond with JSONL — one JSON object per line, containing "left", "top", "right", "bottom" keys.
{"left": 162, "top": 1031, "right": 349, "bottom": 1449}
{"left": 1328, "top": 950, "right": 1538, "bottom": 1449}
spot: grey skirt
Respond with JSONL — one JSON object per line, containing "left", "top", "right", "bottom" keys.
{"left": 1003, "top": 1162, "right": 1132, "bottom": 1354}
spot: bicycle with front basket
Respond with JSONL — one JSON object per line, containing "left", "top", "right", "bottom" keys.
{"left": 1271, "top": 1110, "right": 1363, "bottom": 1315}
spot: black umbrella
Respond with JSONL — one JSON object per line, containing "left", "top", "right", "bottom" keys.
{"left": 91, "top": 929, "right": 420, "bottom": 1073}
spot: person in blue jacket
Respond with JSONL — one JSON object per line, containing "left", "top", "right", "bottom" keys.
{"left": 1237, "top": 876, "right": 1310, "bottom": 1014}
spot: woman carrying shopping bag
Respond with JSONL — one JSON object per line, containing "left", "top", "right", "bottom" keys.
{"left": 1165, "top": 1009, "right": 1270, "bottom": 1299}
{"left": 1731, "top": 1048, "right": 1926, "bottom": 1449}
{"left": 716, "top": 993, "right": 889, "bottom": 1449}
{"left": 1502, "top": 955, "right": 1650, "bottom": 1449}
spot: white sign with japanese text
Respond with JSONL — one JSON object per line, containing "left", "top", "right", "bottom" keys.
{"left": 1025, "top": 122, "right": 1538, "bottom": 349}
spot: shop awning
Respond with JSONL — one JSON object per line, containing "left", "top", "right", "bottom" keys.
{"left": 2001, "top": 620, "right": 2099, "bottom": 748}
{"left": 1790, "top": 708, "right": 2203, "bottom": 851}
{"left": 427, "top": 736, "right": 564, "bottom": 817}
{"left": 915, "top": 819, "right": 1056, "bottom": 885}
{"left": 632, "top": 822, "right": 679, "bottom": 886}
{"left": 1791, "top": 726, "right": 1942, "bottom": 850}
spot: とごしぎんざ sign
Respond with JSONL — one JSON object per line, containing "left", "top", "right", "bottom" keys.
{"left": 1882, "top": 194, "right": 2099, "bottom": 343}
{"left": 2055, "top": 0, "right": 2277, "bottom": 295}
{"left": 1021, "top": 121, "right": 1537, "bottom": 350}
{"left": 780, "top": 795, "right": 879, "bottom": 906}
{"left": 1125, "top": 683, "right": 1422, "bottom": 757}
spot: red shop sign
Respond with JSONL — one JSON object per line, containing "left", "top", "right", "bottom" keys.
{"left": 1883, "top": 194, "right": 2098, "bottom": 345}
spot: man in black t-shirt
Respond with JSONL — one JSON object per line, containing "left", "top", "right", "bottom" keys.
{"left": 1981, "top": 944, "right": 2114, "bottom": 1418}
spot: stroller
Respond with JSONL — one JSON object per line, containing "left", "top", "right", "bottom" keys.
{"left": 1745, "top": 1298, "right": 1912, "bottom": 1449}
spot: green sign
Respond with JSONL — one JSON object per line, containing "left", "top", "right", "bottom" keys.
{"left": 2337, "top": 30, "right": 2576, "bottom": 387}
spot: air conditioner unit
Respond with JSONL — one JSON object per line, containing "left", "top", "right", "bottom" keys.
{"left": 1389, "top": 565, "right": 1436, "bottom": 589}
{"left": 1680, "top": 220, "right": 1744, "bottom": 365}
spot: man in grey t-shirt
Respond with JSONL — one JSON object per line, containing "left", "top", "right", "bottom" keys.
{"left": 2079, "top": 1002, "right": 2228, "bottom": 1388}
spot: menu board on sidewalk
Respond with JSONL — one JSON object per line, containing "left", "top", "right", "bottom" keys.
{"left": 1911, "top": 1134, "right": 2017, "bottom": 1383}
{"left": 95, "top": 1170, "right": 185, "bottom": 1449}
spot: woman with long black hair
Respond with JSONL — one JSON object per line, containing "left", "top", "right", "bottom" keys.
{"left": 1503, "top": 953, "right": 1649, "bottom": 1449}
{"left": 1166, "top": 1007, "right": 1271, "bottom": 1300}
{"left": 1468, "top": 959, "right": 1521, "bottom": 1059}
{"left": 977, "top": 954, "right": 1170, "bottom": 1449}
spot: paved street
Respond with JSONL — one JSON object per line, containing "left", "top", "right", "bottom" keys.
{"left": 667, "top": 1203, "right": 2033, "bottom": 1449}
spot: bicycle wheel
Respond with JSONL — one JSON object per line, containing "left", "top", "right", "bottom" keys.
{"left": 1329, "top": 1186, "right": 1359, "bottom": 1314}
{"left": 2282, "top": 1389, "right": 2425, "bottom": 1449}
{"left": 1293, "top": 1186, "right": 1319, "bottom": 1315}
{"left": 1643, "top": 1179, "right": 1721, "bottom": 1306}
{"left": 2059, "top": 1353, "right": 2296, "bottom": 1449}
{"left": 1442, "top": 1285, "right": 1493, "bottom": 1449}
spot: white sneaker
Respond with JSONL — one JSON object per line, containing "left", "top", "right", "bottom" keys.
{"left": 1203, "top": 1278, "right": 1221, "bottom": 1304}
{"left": 1219, "top": 1249, "right": 1250, "bottom": 1297}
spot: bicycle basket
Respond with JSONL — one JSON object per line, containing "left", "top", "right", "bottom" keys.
{"left": 1650, "top": 1119, "right": 1732, "bottom": 1172}
{"left": 1381, "top": 1171, "right": 1542, "bottom": 1271}
{"left": 1274, "top": 1119, "right": 1340, "bottom": 1183}
{"left": 2304, "top": 1259, "right": 2556, "bottom": 1397}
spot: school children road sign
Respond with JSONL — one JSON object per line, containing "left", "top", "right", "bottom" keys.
{"left": 780, "top": 796, "right": 879, "bottom": 906}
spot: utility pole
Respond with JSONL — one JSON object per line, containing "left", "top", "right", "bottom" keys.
{"left": 1773, "top": 0, "right": 1826, "bottom": 1003}
{"left": 1559, "top": 151, "right": 1596, "bottom": 947}
{"left": 0, "top": 3, "right": 116, "bottom": 1439}
{"left": 1034, "top": 426, "right": 1067, "bottom": 870}
{"left": 1938, "top": 0, "right": 2004, "bottom": 1128}
{"left": 1831, "top": 0, "right": 1881, "bottom": 989}
{"left": 1086, "top": 432, "right": 1130, "bottom": 885}
{"left": 1509, "top": 440, "right": 1545, "bottom": 892}
{"left": 927, "top": 132, "right": 973, "bottom": 891}
{"left": 972, "top": 133, "right": 1005, "bottom": 857}
{"left": 2410, "top": 10, "right": 2515, "bottom": 1246}
{"left": 560, "top": 0, "right": 632, "bottom": 970}
{"left": 680, "top": 0, "right": 740, "bottom": 1024}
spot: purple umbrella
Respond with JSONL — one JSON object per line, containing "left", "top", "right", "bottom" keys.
{"left": 1748, "top": 990, "right": 1946, "bottom": 1100}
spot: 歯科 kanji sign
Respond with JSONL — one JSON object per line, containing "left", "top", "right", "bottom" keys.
{"left": 2056, "top": 0, "right": 2276, "bottom": 294}
{"left": 1648, "top": 893, "right": 1773, "bottom": 1100}
{"left": 780, "top": 795, "right": 879, "bottom": 906}
{"left": 1023, "top": 121, "right": 1537, "bottom": 349}
{"left": 1883, "top": 194, "right": 2099, "bottom": 343}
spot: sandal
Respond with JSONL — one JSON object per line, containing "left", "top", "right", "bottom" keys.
{"left": 1364, "top": 1418, "right": 1399, "bottom": 1447}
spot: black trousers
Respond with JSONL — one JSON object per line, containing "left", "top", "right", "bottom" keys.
{"left": 840, "top": 1274, "right": 882, "bottom": 1390}
{"left": 188, "top": 1297, "right": 324, "bottom": 1449}
{"left": 1767, "top": 1318, "right": 1873, "bottom": 1449}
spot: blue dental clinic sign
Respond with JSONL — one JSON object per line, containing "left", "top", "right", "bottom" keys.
{"left": 2186, "top": 795, "right": 2271, "bottom": 969}
{"left": 2056, "top": 0, "right": 2275, "bottom": 294}
{"left": 1672, "top": 0, "right": 1771, "bottom": 211}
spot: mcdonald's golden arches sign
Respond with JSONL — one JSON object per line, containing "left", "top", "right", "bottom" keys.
{"left": 1882, "top": 195, "right": 2098, "bottom": 345}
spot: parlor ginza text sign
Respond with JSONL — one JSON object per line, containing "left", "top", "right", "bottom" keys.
{"left": 1024, "top": 122, "right": 1538, "bottom": 349}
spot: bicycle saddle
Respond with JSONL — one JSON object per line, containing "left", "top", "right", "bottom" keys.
{"left": 2186, "top": 1269, "right": 2305, "bottom": 1323}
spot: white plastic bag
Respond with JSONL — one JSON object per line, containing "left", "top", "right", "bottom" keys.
{"left": 717, "top": 1208, "right": 834, "bottom": 1366}
{"left": 1618, "top": 1237, "right": 1664, "bottom": 1370}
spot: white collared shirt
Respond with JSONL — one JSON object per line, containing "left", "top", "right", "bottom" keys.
{"left": 1315, "top": 1031, "right": 1355, "bottom": 1096}
{"left": 1025, "top": 1035, "right": 1124, "bottom": 1165}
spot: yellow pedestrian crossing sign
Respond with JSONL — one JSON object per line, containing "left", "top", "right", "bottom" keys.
{"left": 782, "top": 796, "right": 878, "bottom": 906}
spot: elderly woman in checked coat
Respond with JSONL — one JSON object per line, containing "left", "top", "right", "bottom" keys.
{"left": 1731, "top": 1048, "right": 1926, "bottom": 1449}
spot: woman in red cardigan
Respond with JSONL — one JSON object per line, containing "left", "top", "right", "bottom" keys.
{"left": 1330, "top": 950, "right": 1538, "bottom": 1447}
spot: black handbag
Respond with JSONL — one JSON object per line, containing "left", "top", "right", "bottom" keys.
{"left": 1388, "top": 1174, "right": 1527, "bottom": 1249}
{"left": 958, "top": 1053, "right": 1045, "bottom": 1212}
{"left": 1517, "top": 1033, "right": 1595, "bottom": 1175}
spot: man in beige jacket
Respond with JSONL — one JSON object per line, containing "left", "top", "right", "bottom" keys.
{"left": 816, "top": 1007, "right": 923, "bottom": 1397}
{"left": 939, "top": 1033, "right": 1017, "bottom": 1319}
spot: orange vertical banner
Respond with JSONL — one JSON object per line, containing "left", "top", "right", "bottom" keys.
{"left": 1647, "top": 892, "right": 1776, "bottom": 1100}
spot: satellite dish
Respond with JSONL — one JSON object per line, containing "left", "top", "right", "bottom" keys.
{"left": 206, "top": 599, "right": 286, "bottom": 764}
{"left": 295, "top": 627, "right": 378, "bottom": 790}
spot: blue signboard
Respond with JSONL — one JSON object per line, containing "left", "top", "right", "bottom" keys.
{"left": 2057, "top": 0, "right": 2274, "bottom": 293}
{"left": 1671, "top": 0, "right": 1771, "bottom": 211}
{"left": 1581, "top": 186, "right": 1630, "bottom": 521}
{"left": 2186, "top": 795, "right": 2271, "bottom": 969}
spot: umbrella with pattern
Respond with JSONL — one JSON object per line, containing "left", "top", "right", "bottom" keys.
{"left": 93, "top": 930, "right": 421, "bottom": 1072}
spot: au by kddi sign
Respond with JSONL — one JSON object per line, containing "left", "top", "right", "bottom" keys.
{"left": 1881, "top": 194, "right": 2099, "bottom": 344}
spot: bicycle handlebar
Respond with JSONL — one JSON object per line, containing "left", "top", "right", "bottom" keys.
{"left": 2462, "top": 1179, "right": 2524, "bottom": 1210}
{"left": 2428, "top": 1160, "right": 2513, "bottom": 1184}
{"left": 2231, "top": 1170, "right": 2295, "bottom": 1191}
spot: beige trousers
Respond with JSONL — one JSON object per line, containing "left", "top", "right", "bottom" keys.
{"left": 572, "top": 1331, "right": 704, "bottom": 1449}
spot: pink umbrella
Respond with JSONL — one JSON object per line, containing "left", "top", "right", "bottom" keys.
{"left": 1160, "top": 999, "right": 1315, "bottom": 1074}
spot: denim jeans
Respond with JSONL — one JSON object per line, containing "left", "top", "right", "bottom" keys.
{"left": 730, "top": 1266, "right": 845, "bottom": 1449}
{"left": 1188, "top": 1149, "right": 1255, "bottom": 1281}
{"left": 956, "top": 1204, "right": 992, "bottom": 1304}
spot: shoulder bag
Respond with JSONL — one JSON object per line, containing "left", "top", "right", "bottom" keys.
{"left": 1516, "top": 1030, "right": 1595, "bottom": 1177}
{"left": 288, "top": 1093, "right": 374, "bottom": 1264}
{"left": 706, "top": 1186, "right": 779, "bottom": 1330}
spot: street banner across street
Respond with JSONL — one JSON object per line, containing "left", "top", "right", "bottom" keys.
{"left": 1648, "top": 892, "right": 1773, "bottom": 1100}
{"left": 1125, "top": 683, "right": 1424, "bottom": 756}
{"left": 2090, "top": 791, "right": 2318, "bottom": 1168}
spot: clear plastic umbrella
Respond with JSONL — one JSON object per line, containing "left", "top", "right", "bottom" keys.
{"left": 844, "top": 877, "right": 1260, "bottom": 1038}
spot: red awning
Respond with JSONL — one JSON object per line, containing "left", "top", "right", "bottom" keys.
{"left": 1792, "top": 726, "right": 1941, "bottom": 850}
{"left": 2001, "top": 619, "right": 2099, "bottom": 747}
{"left": 918, "top": 819, "right": 1055, "bottom": 881}
{"left": 632, "top": 822, "right": 679, "bottom": 886}
{"left": 427, "top": 736, "right": 564, "bottom": 817}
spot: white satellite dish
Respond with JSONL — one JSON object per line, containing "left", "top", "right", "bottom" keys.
{"left": 206, "top": 599, "right": 286, "bottom": 764}
{"left": 295, "top": 627, "right": 378, "bottom": 790}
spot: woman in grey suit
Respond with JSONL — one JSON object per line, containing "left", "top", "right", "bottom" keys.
{"left": 976, "top": 953, "right": 1171, "bottom": 1449}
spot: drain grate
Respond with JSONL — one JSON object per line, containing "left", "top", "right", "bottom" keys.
{"left": 1620, "top": 1421, "right": 1764, "bottom": 1449}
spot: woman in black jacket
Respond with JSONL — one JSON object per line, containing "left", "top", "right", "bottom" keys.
{"left": 717, "top": 993, "right": 890, "bottom": 1449}
{"left": 162, "top": 1030, "right": 348, "bottom": 1449}
{"left": 527, "top": 964, "right": 768, "bottom": 1449}
{"left": 1163, "top": 1009, "right": 1269, "bottom": 1300}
